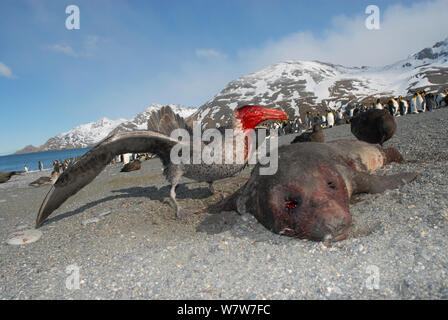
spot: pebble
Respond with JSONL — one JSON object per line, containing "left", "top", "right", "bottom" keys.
{"left": 6, "top": 229, "right": 43, "bottom": 245}
{"left": 1, "top": 108, "right": 448, "bottom": 299}
{"left": 82, "top": 217, "right": 100, "bottom": 225}
{"left": 97, "top": 210, "right": 112, "bottom": 217}
{"left": 327, "top": 286, "right": 343, "bottom": 296}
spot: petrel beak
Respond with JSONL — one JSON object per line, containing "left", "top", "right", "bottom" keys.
{"left": 258, "top": 107, "right": 288, "bottom": 122}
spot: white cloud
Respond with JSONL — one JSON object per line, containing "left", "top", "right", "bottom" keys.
{"left": 108, "top": 0, "right": 448, "bottom": 109}
{"left": 48, "top": 44, "right": 78, "bottom": 57}
{"left": 0, "top": 62, "right": 13, "bottom": 78}
{"left": 195, "top": 48, "right": 227, "bottom": 59}
{"left": 48, "top": 35, "right": 100, "bottom": 58}
{"left": 238, "top": 0, "right": 448, "bottom": 68}
{"left": 84, "top": 35, "right": 99, "bottom": 56}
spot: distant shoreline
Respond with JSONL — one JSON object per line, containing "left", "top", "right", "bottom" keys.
{"left": 12, "top": 145, "right": 93, "bottom": 156}
{"left": 0, "top": 147, "right": 92, "bottom": 172}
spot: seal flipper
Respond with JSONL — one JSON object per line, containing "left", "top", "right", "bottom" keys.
{"left": 206, "top": 173, "right": 259, "bottom": 215}
{"left": 352, "top": 171, "right": 418, "bottom": 195}
{"left": 206, "top": 183, "right": 247, "bottom": 214}
{"left": 381, "top": 147, "right": 404, "bottom": 164}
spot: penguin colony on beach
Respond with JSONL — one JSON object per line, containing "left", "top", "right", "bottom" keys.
{"left": 2, "top": 89, "right": 447, "bottom": 187}
{"left": 1, "top": 150, "right": 156, "bottom": 186}
{"left": 264, "top": 88, "right": 448, "bottom": 144}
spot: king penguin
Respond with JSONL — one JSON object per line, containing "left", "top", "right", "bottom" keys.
{"left": 326, "top": 109, "right": 335, "bottom": 128}
{"left": 410, "top": 93, "right": 419, "bottom": 114}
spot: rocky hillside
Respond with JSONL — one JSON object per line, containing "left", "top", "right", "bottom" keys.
{"left": 109, "top": 104, "right": 196, "bottom": 136}
{"left": 190, "top": 38, "right": 448, "bottom": 129}
{"left": 14, "top": 145, "right": 41, "bottom": 154}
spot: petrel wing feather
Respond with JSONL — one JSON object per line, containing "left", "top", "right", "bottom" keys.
{"left": 35, "top": 131, "right": 181, "bottom": 227}
{"left": 147, "top": 105, "right": 192, "bottom": 137}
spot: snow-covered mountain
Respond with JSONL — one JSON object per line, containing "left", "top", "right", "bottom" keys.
{"left": 191, "top": 38, "right": 448, "bottom": 129}
{"left": 15, "top": 38, "right": 448, "bottom": 153}
{"left": 40, "top": 117, "right": 128, "bottom": 150}
{"left": 30, "top": 104, "right": 196, "bottom": 152}
{"left": 109, "top": 104, "right": 197, "bottom": 135}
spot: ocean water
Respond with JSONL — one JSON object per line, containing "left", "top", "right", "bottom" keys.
{"left": 0, "top": 147, "right": 92, "bottom": 172}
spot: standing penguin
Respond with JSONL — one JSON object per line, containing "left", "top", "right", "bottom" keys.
{"left": 346, "top": 106, "right": 355, "bottom": 119}
{"left": 326, "top": 109, "right": 335, "bottom": 128}
{"left": 285, "top": 120, "right": 293, "bottom": 135}
{"left": 293, "top": 117, "right": 302, "bottom": 133}
{"left": 387, "top": 98, "right": 400, "bottom": 117}
{"left": 416, "top": 91, "right": 426, "bottom": 112}
{"left": 374, "top": 99, "right": 383, "bottom": 110}
{"left": 409, "top": 93, "right": 419, "bottom": 114}
{"left": 305, "top": 112, "right": 312, "bottom": 130}
{"left": 398, "top": 96, "right": 408, "bottom": 116}
{"left": 425, "top": 93, "right": 436, "bottom": 112}
{"left": 320, "top": 113, "right": 327, "bottom": 128}
{"left": 336, "top": 108, "right": 344, "bottom": 122}
{"left": 436, "top": 91, "right": 447, "bottom": 108}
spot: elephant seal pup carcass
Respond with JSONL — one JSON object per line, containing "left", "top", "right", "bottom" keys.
{"left": 351, "top": 109, "right": 396, "bottom": 145}
{"left": 121, "top": 159, "right": 141, "bottom": 172}
{"left": 0, "top": 171, "right": 25, "bottom": 183}
{"left": 208, "top": 140, "right": 418, "bottom": 242}
{"left": 291, "top": 124, "right": 324, "bottom": 144}
{"left": 29, "top": 171, "right": 60, "bottom": 187}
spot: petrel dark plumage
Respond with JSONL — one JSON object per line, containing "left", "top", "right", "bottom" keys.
{"left": 35, "top": 105, "right": 287, "bottom": 227}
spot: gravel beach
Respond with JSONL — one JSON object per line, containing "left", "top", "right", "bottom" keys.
{"left": 1, "top": 108, "right": 447, "bottom": 300}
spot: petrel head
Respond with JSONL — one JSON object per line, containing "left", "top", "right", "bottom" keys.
{"left": 234, "top": 105, "right": 288, "bottom": 131}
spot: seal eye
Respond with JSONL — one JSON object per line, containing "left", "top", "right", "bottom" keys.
{"left": 327, "top": 181, "right": 338, "bottom": 190}
{"left": 285, "top": 200, "right": 297, "bottom": 209}
{"left": 285, "top": 196, "right": 302, "bottom": 210}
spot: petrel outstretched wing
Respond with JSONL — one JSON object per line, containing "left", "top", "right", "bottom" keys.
{"left": 36, "top": 131, "right": 180, "bottom": 227}
{"left": 147, "top": 105, "right": 192, "bottom": 137}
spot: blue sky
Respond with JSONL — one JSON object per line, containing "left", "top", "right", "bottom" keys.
{"left": 1, "top": 0, "right": 447, "bottom": 154}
